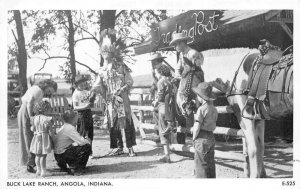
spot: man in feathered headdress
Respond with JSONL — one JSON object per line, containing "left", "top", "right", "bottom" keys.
{"left": 91, "top": 29, "right": 137, "bottom": 157}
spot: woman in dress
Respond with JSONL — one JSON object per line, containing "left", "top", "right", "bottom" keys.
{"left": 18, "top": 79, "right": 57, "bottom": 173}
{"left": 91, "top": 29, "right": 136, "bottom": 157}
{"left": 152, "top": 64, "right": 176, "bottom": 163}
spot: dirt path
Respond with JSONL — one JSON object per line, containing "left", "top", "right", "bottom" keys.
{"left": 7, "top": 118, "right": 293, "bottom": 179}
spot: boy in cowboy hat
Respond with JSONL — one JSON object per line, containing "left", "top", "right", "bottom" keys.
{"left": 72, "top": 74, "right": 95, "bottom": 157}
{"left": 191, "top": 82, "right": 218, "bottom": 178}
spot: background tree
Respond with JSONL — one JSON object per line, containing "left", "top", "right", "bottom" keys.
{"left": 8, "top": 10, "right": 170, "bottom": 86}
{"left": 65, "top": 10, "right": 77, "bottom": 85}
{"left": 12, "top": 10, "right": 28, "bottom": 94}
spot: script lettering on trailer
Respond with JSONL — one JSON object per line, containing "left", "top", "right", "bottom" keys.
{"left": 151, "top": 10, "right": 221, "bottom": 47}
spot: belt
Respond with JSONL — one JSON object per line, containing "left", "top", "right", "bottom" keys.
{"left": 34, "top": 131, "right": 49, "bottom": 135}
{"left": 195, "top": 129, "right": 214, "bottom": 140}
{"left": 200, "top": 129, "right": 213, "bottom": 133}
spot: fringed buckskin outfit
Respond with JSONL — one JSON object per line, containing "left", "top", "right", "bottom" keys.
{"left": 92, "top": 63, "right": 136, "bottom": 149}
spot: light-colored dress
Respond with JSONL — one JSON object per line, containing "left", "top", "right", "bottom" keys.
{"left": 30, "top": 115, "right": 53, "bottom": 155}
{"left": 18, "top": 85, "right": 44, "bottom": 165}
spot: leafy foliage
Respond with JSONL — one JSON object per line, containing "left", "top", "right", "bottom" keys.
{"left": 8, "top": 45, "right": 18, "bottom": 70}
{"left": 8, "top": 10, "right": 170, "bottom": 80}
{"left": 58, "top": 60, "right": 72, "bottom": 82}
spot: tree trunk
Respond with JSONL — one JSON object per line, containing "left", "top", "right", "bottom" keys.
{"left": 65, "top": 10, "right": 76, "bottom": 87}
{"left": 99, "top": 10, "right": 116, "bottom": 67}
{"left": 13, "top": 10, "right": 28, "bottom": 95}
{"left": 100, "top": 10, "right": 116, "bottom": 31}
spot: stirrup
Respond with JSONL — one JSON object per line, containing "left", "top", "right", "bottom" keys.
{"left": 242, "top": 100, "right": 262, "bottom": 120}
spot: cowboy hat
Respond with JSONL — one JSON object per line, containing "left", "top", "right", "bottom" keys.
{"left": 75, "top": 74, "right": 89, "bottom": 85}
{"left": 169, "top": 33, "right": 189, "bottom": 46}
{"left": 192, "top": 82, "right": 217, "bottom": 101}
{"left": 148, "top": 53, "right": 166, "bottom": 61}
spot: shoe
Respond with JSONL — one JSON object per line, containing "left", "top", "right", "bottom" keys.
{"left": 109, "top": 148, "right": 124, "bottom": 156}
{"left": 158, "top": 156, "right": 171, "bottom": 163}
{"left": 115, "top": 148, "right": 124, "bottom": 155}
{"left": 27, "top": 165, "right": 36, "bottom": 173}
{"left": 128, "top": 149, "right": 137, "bottom": 157}
{"left": 56, "top": 162, "right": 68, "bottom": 170}
{"left": 89, "top": 153, "right": 95, "bottom": 159}
{"left": 67, "top": 168, "right": 75, "bottom": 176}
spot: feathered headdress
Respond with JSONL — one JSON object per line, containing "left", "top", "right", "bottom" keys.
{"left": 99, "top": 28, "right": 127, "bottom": 63}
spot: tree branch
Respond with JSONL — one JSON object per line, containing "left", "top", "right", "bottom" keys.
{"left": 125, "top": 42, "right": 142, "bottom": 49}
{"left": 36, "top": 56, "right": 97, "bottom": 75}
{"left": 115, "top": 10, "right": 125, "bottom": 19}
{"left": 147, "top": 10, "right": 161, "bottom": 22}
{"left": 74, "top": 37, "right": 98, "bottom": 45}
{"left": 42, "top": 47, "right": 51, "bottom": 57}
{"left": 124, "top": 36, "right": 144, "bottom": 42}
{"left": 118, "top": 23, "right": 144, "bottom": 37}
{"left": 73, "top": 23, "right": 99, "bottom": 44}
{"left": 11, "top": 29, "right": 20, "bottom": 48}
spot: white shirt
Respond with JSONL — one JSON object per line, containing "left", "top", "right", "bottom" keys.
{"left": 175, "top": 47, "right": 204, "bottom": 78}
{"left": 72, "top": 89, "right": 91, "bottom": 110}
{"left": 54, "top": 123, "right": 90, "bottom": 154}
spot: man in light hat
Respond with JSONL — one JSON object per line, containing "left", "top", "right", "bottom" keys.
{"left": 169, "top": 32, "right": 204, "bottom": 80}
{"left": 170, "top": 33, "right": 205, "bottom": 144}
{"left": 190, "top": 82, "right": 218, "bottom": 178}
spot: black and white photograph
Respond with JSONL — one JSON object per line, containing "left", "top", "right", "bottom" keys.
{"left": 0, "top": 0, "right": 299, "bottom": 188}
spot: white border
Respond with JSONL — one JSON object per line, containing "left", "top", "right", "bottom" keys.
{"left": 1, "top": 0, "right": 299, "bottom": 189}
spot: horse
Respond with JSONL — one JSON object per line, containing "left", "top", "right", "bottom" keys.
{"left": 175, "top": 43, "right": 293, "bottom": 178}
{"left": 224, "top": 44, "right": 293, "bottom": 178}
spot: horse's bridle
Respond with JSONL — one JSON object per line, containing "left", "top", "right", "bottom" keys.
{"left": 226, "top": 52, "right": 251, "bottom": 98}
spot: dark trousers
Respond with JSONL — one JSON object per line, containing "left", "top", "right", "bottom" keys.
{"left": 54, "top": 144, "right": 91, "bottom": 170}
{"left": 193, "top": 130, "right": 216, "bottom": 178}
{"left": 176, "top": 113, "right": 186, "bottom": 144}
{"left": 110, "top": 117, "right": 136, "bottom": 149}
{"left": 77, "top": 109, "right": 94, "bottom": 140}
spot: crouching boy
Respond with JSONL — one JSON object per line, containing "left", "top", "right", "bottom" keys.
{"left": 54, "top": 110, "right": 92, "bottom": 175}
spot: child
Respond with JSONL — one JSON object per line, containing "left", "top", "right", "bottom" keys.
{"left": 72, "top": 75, "right": 95, "bottom": 157}
{"left": 152, "top": 64, "right": 176, "bottom": 163}
{"left": 191, "top": 82, "right": 218, "bottom": 178}
{"left": 29, "top": 100, "right": 54, "bottom": 177}
{"left": 54, "top": 110, "right": 92, "bottom": 175}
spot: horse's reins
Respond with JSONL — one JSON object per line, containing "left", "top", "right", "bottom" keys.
{"left": 227, "top": 52, "right": 251, "bottom": 97}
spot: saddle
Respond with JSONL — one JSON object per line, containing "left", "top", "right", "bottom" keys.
{"left": 242, "top": 40, "right": 293, "bottom": 120}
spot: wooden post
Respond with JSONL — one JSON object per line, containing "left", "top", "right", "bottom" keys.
{"left": 169, "top": 144, "right": 245, "bottom": 162}
{"left": 138, "top": 94, "right": 145, "bottom": 123}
